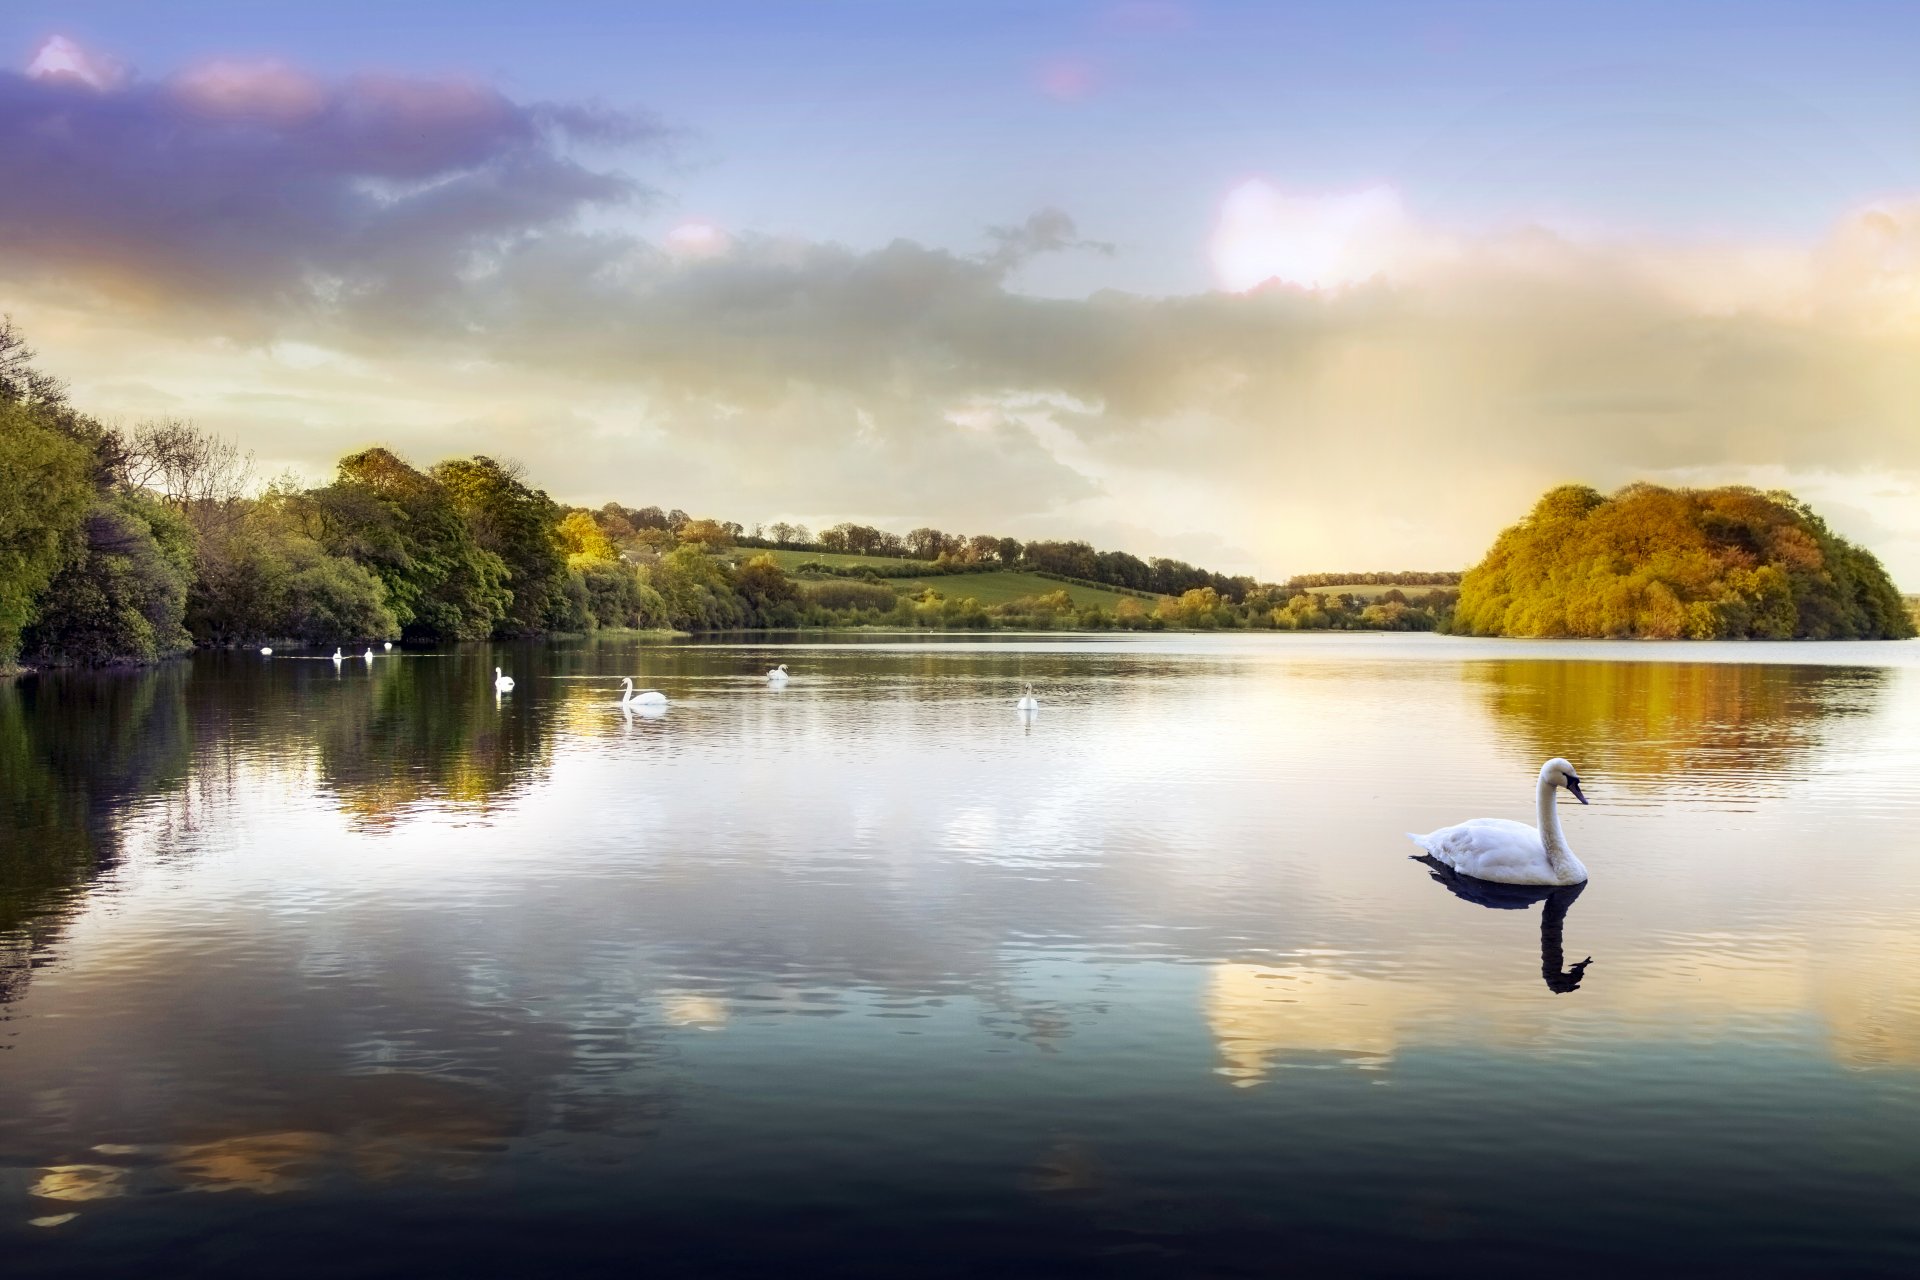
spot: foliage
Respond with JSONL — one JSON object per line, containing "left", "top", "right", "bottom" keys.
{"left": 20, "top": 492, "right": 195, "bottom": 665}
{"left": 558, "top": 510, "right": 617, "bottom": 568}
{"left": 0, "top": 401, "right": 94, "bottom": 664}
{"left": 432, "top": 456, "right": 567, "bottom": 635}
{"left": 295, "top": 448, "right": 511, "bottom": 641}
{"left": 186, "top": 497, "right": 398, "bottom": 645}
{"left": 1452, "top": 484, "right": 1914, "bottom": 640}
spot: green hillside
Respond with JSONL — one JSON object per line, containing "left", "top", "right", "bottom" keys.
{"left": 1304, "top": 582, "right": 1460, "bottom": 601}
{"left": 730, "top": 548, "right": 1141, "bottom": 609}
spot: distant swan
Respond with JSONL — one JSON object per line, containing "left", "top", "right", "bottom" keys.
{"left": 259, "top": 646, "right": 272, "bottom": 656}
{"left": 1016, "top": 683, "right": 1039, "bottom": 711}
{"left": 362, "top": 648, "right": 374, "bottom": 661}
{"left": 493, "top": 666, "right": 515, "bottom": 693}
{"left": 620, "top": 677, "right": 667, "bottom": 708}
{"left": 383, "top": 641, "right": 392, "bottom": 651}
{"left": 331, "top": 648, "right": 343, "bottom": 663}
{"left": 767, "top": 663, "right": 789, "bottom": 684}
{"left": 1407, "top": 758, "right": 1590, "bottom": 886}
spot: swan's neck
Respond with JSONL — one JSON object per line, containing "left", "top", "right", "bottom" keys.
{"left": 1535, "top": 775, "right": 1576, "bottom": 879}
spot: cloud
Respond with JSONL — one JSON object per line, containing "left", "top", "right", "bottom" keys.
{"left": 3, "top": 41, "right": 1919, "bottom": 580}
{"left": 25, "top": 35, "right": 130, "bottom": 92}
{"left": 981, "top": 208, "right": 1115, "bottom": 276}
{"left": 0, "top": 38, "right": 654, "bottom": 321}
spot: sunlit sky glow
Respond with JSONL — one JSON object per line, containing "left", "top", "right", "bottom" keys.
{"left": 2, "top": 1, "right": 1916, "bottom": 581}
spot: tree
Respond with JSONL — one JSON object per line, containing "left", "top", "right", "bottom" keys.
{"left": 300, "top": 448, "right": 509, "bottom": 641}
{"left": 907, "top": 527, "right": 950, "bottom": 560}
{"left": 677, "top": 518, "right": 735, "bottom": 550}
{"left": 733, "top": 554, "right": 801, "bottom": 627}
{"left": 1453, "top": 483, "right": 1914, "bottom": 640}
{"left": 0, "top": 316, "right": 66, "bottom": 410}
{"left": 433, "top": 456, "right": 568, "bottom": 635}
{"left": 185, "top": 495, "right": 398, "bottom": 645}
{"left": 558, "top": 510, "right": 616, "bottom": 567}
{"left": 21, "top": 492, "right": 195, "bottom": 665}
{"left": 0, "top": 402, "right": 94, "bottom": 664}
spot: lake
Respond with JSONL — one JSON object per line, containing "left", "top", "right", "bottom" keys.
{"left": 5, "top": 633, "right": 1920, "bottom": 1277}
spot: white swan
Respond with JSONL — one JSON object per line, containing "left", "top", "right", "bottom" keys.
{"left": 1408, "top": 758, "right": 1589, "bottom": 886}
{"left": 259, "top": 646, "right": 272, "bottom": 656}
{"left": 1016, "top": 683, "right": 1039, "bottom": 711}
{"left": 383, "top": 641, "right": 392, "bottom": 651}
{"left": 493, "top": 666, "right": 515, "bottom": 693}
{"left": 331, "top": 648, "right": 343, "bottom": 663}
{"left": 767, "top": 663, "right": 789, "bottom": 684}
{"left": 362, "top": 648, "right": 374, "bottom": 661}
{"left": 620, "top": 677, "right": 667, "bottom": 708}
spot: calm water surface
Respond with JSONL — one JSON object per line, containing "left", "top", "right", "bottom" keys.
{"left": 4, "top": 633, "right": 1920, "bottom": 1277}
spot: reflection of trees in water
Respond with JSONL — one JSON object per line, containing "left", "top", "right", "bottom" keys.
{"left": 0, "top": 669, "right": 189, "bottom": 1004}
{"left": 1, "top": 652, "right": 561, "bottom": 1004}
{"left": 312, "top": 653, "right": 557, "bottom": 828}
{"left": 1469, "top": 659, "right": 1888, "bottom": 789}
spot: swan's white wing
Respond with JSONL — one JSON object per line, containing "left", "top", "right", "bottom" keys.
{"left": 1408, "top": 818, "right": 1559, "bottom": 884}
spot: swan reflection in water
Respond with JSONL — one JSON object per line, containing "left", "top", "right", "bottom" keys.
{"left": 1412, "top": 855, "right": 1593, "bottom": 993}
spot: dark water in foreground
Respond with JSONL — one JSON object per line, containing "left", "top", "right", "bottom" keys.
{"left": 4, "top": 633, "right": 1920, "bottom": 1277}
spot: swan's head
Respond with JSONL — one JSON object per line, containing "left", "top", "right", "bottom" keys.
{"left": 622, "top": 676, "right": 634, "bottom": 689}
{"left": 1541, "top": 757, "right": 1587, "bottom": 805}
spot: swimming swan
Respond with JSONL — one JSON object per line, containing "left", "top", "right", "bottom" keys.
{"left": 493, "top": 667, "right": 515, "bottom": 693}
{"left": 363, "top": 648, "right": 374, "bottom": 661}
{"left": 767, "top": 663, "right": 789, "bottom": 684}
{"left": 620, "top": 677, "right": 667, "bottom": 708}
{"left": 1016, "top": 683, "right": 1039, "bottom": 711}
{"left": 1407, "top": 758, "right": 1589, "bottom": 886}
{"left": 259, "top": 646, "right": 272, "bottom": 656}
{"left": 331, "top": 648, "right": 343, "bottom": 663}
{"left": 383, "top": 641, "right": 392, "bottom": 651}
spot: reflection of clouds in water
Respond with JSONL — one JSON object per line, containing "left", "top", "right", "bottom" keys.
{"left": 28, "top": 1073, "right": 517, "bottom": 1225}
{"left": 1207, "top": 922, "right": 1920, "bottom": 1085}
{"left": 1205, "top": 964, "right": 1401, "bottom": 1086}
{"left": 661, "top": 992, "right": 729, "bottom": 1028}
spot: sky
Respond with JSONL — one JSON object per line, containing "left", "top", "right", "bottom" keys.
{"left": 1, "top": 1, "right": 1916, "bottom": 582}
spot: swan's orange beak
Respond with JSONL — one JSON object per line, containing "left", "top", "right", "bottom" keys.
{"left": 1566, "top": 776, "right": 1588, "bottom": 805}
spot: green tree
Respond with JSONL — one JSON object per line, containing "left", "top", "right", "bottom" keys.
{"left": 0, "top": 401, "right": 94, "bottom": 665}
{"left": 299, "top": 448, "right": 509, "bottom": 641}
{"left": 21, "top": 491, "right": 195, "bottom": 665}
{"left": 432, "top": 456, "right": 567, "bottom": 635}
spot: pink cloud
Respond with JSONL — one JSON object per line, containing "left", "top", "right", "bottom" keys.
{"left": 170, "top": 59, "right": 327, "bottom": 125}
{"left": 25, "top": 35, "right": 129, "bottom": 92}
{"left": 1038, "top": 57, "right": 1097, "bottom": 102}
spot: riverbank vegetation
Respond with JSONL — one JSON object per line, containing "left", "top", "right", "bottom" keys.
{"left": 10, "top": 322, "right": 1903, "bottom": 668}
{"left": 1452, "top": 484, "right": 1913, "bottom": 640}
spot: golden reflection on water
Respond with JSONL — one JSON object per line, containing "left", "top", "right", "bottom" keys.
{"left": 1206, "top": 924, "right": 1920, "bottom": 1087}
{"left": 28, "top": 1073, "right": 515, "bottom": 1221}
{"left": 1206, "top": 964, "right": 1403, "bottom": 1085}
{"left": 1467, "top": 659, "right": 1883, "bottom": 791}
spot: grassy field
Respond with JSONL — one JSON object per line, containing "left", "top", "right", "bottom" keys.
{"left": 739, "top": 548, "right": 936, "bottom": 572}
{"left": 883, "top": 571, "right": 1139, "bottom": 609}
{"left": 1303, "top": 582, "right": 1461, "bottom": 600}
{"left": 730, "top": 548, "right": 1140, "bottom": 608}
